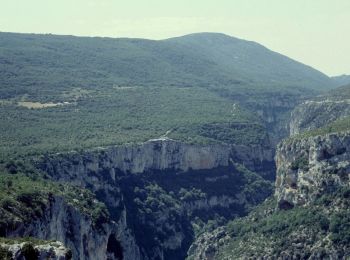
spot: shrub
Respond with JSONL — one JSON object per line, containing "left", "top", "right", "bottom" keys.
{"left": 0, "top": 247, "right": 12, "bottom": 260}
{"left": 290, "top": 156, "right": 309, "bottom": 171}
{"left": 21, "top": 243, "right": 39, "bottom": 260}
{"left": 329, "top": 212, "right": 350, "bottom": 244}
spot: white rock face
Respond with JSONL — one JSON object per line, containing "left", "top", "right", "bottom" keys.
{"left": 111, "top": 138, "right": 230, "bottom": 173}
{"left": 41, "top": 138, "right": 274, "bottom": 177}
{"left": 275, "top": 132, "right": 350, "bottom": 207}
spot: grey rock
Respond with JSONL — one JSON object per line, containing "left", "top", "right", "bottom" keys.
{"left": 275, "top": 131, "right": 350, "bottom": 207}
{"left": 290, "top": 99, "right": 350, "bottom": 136}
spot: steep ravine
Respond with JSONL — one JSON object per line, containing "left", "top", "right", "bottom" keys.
{"left": 188, "top": 114, "right": 350, "bottom": 260}
{"left": 28, "top": 138, "right": 274, "bottom": 260}
{"left": 214, "top": 88, "right": 313, "bottom": 145}
{"left": 0, "top": 89, "right": 317, "bottom": 259}
{"left": 187, "top": 86, "right": 350, "bottom": 259}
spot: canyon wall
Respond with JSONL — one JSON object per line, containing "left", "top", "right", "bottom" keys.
{"left": 275, "top": 132, "right": 350, "bottom": 208}
{"left": 30, "top": 138, "right": 274, "bottom": 259}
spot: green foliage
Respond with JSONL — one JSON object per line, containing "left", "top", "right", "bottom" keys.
{"left": 129, "top": 183, "right": 187, "bottom": 252}
{"left": 290, "top": 155, "right": 309, "bottom": 171}
{"left": 0, "top": 32, "right": 331, "bottom": 101}
{"left": 119, "top": 163, "right": 273, "bottom": 256}
{"left": 316, "top": 187, "right": 350, "bottom": 245}
{"left": 0, "top": 246, "right": 12, "bottom": 260}
{"left": 0, "top": 86, "right": 267, "bottom": 160}
{"left": 226, "top": 199, "right": 329, "bottom": 246}
{"left": 194, "top": 122, "right": 268, "bottom": 145}
{"left": 0, "top": 237, "right": 52, "bottom": 245}
{"left": 212, "top": 186, "right": 350, "bottom": 259}
{"left": 134, "top": 184, "right": 181, "bottom": 215}
{"left": 329, "top": 212, "right": 350, "bottom": 244}
{"left": 179, "top": 188, "right": 206, "bottom": 202}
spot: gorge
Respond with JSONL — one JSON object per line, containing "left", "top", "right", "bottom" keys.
{"left": 0, "top": 32, "right": 349, "bottom": 259}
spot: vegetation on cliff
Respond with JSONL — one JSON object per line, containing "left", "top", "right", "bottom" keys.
{"left": 115, "top": 163, "right": 273, "bottom": 259}
{"left": 0, "top": 164, "right": 109, "bottom": 236}
{"left": 195, "top": 186, "right": 350, "bottom": 259}
{"left": 289, "top": 116, "right": 350, "bottom": 141}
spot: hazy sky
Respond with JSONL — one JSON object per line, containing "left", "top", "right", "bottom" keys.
{"left": 1, "top": 0, "right": 349, "bottom": 76}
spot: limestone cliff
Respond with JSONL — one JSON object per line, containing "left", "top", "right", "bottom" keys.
{"left": 290, "top": 85, "right": 350, "bottom": 135}
{"left": 33, "top": 138, "right": 273, "bottom": 260}
{"left": 290, "top": 99, "right": 350, "bottom": 135}
{"left": 4, "top": 195, "right": 134, "bottom": 260}
{"left": 39, "top": 138, "right": 274, "bottom": 177}
{"left": 275, "top": 131, "right": 350, "bottom": 208}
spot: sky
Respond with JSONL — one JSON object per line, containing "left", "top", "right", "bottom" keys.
{"left": 0, "top": 0, "right": 349, "bottom": 76}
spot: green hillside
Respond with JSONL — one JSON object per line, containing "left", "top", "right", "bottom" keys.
{"left": 0, "top": 86, "right": 266, "bottom": 160}
{"left": 167, "top": 33, "right": 333, "bottom": 90}
{"left": 0, "top": 32, "right": 334, "bottom": 159}
{"left": 0, "top": 32, "right": 334, "bottom": 100}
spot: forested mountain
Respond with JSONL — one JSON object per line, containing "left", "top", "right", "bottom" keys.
{"left": 0, "top": 32, "right": 334, "bottom": 100}
{"left": 0, "top": 32, "right": 336, "bottom": 159}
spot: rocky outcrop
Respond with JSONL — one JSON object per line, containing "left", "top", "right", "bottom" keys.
{"left": 5, "top": 195, "right": 135, "bottom": 260}
{"left": 275, "top": 131, "right": 350, "bottom": 207}
{"left": 290, "top": 98, "right": 350, "bottom": 135}
{"left": 1, "top": 241, "right": 71, "bottom": 260}
{"left": 186, "top": 227, "right": 230, "bottom": 260}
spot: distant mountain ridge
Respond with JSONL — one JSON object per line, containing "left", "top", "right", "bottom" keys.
{"left": 332, "top": 74, "right": 350, "bottom": 87}
{"left": 0, "top": 32, "right": 335, "bottom": 99}
{"left": 166, "top": 33, "right": 333, "bottom": 89}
